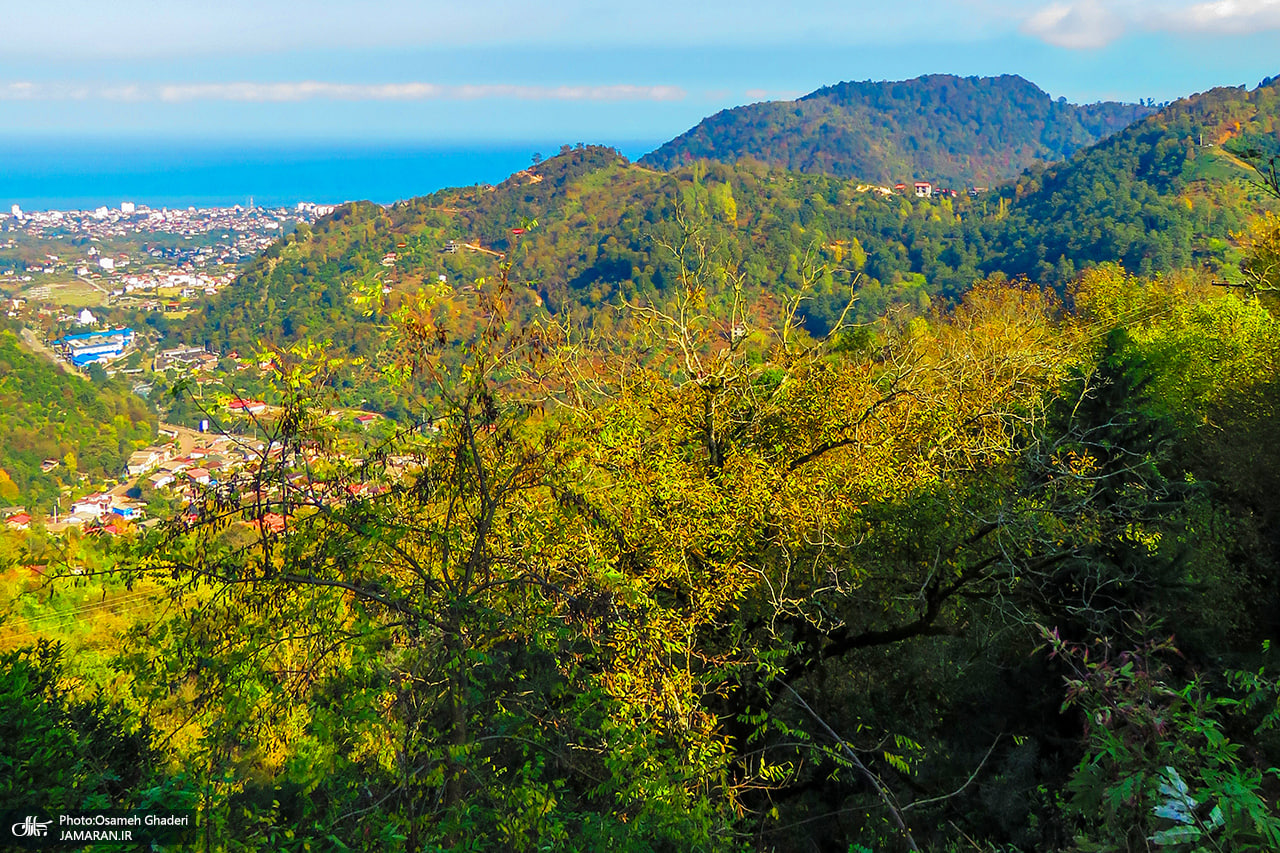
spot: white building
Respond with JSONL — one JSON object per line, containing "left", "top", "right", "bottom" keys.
{"left": 71, "top": 494, "right": 112, "bottom": 520}
{"left": 98, "top": 257, "right": 115, "bottom": 271}
{"left": 120, "top": 201, "right": 136, "bottom": 214}
{"left": 127, "top": 447, "right": 169, "bottom": 476}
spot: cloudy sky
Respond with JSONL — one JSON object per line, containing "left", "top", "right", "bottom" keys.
{"left": 1, "top": 0, "right": 1277, "bottom": 144}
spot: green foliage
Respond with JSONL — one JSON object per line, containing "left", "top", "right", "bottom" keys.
{"left": 95, "top": 254, "right": 1280, "bottom": 851}
{"left": 0, "top": 640, "right": 170, "bottom": 812}
{"left": 176, "top": 84, "right": 1280, "bottom": 411}
{"left": 0, "top": 325, "right": 156, "bottom": 507}
{"left": 16, "top": 95, "right": 1280, "bottom": 849}
{"left": 992, "top": 81, "right": 1280, "bottom": 283}
{"left": 642, "top": 74, "right": 1153, "bottom": 186}
{"left": 1044, "top": 629, "right": 1280, "bottom": 852}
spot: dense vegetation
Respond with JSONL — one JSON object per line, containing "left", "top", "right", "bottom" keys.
{"left": 6, "top": 73, "right": 1280, "bottom": 852}
{"left": 14, "top": 259, "right": 1280, "bottom": 851}
{"left": 991, "top": 79, "right": 1280, "bottom": 281}
{"left": 641, "top": 74, "right": 1153, "bottom": 186}
{"left": 0, "top": 323, "right": 155, "bottom": 509}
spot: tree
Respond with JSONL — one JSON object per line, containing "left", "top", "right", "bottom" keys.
{"left": 1225, "top": 145, "right": 1280, "bottom": 294}
{"left": 0, "top": 641, "right": 178, "bottom": 813}
{"left": 127, "top": 230, "right": 750, "bottom": 850}
{"left": 97, "top": 196, "right": 1280, "bottom": 850}
{"left": 0, "top": 467, "right": 17, "bottom": 501}
{"left": 1237, "top": 213, "right": 1280, "bottom": 293}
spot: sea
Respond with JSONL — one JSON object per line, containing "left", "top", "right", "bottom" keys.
{"left": 0, "top": 139, "right": 662, "bottom": 211}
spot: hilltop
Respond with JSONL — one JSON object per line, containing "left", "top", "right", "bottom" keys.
{"left": 13, "top": 75, "right": 1280, "bottom": 853}
{"left": 640, "top": 74, "right": 1154, "bottom": 186}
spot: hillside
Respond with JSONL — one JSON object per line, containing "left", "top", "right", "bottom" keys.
{"left": 165, "top": 81, "right": 1280, "bottom": 416}
{"left": 640, "top": 74, "right": 1153, "bottom": 186}
{"left": 987, "top": 80, "right": 1280, "bottom": 280}
{"left": 18, "top": 79, "right": 1280, "bottom": 853}
{"left": 0, "top": 324, "right": 155, "bottom": 509}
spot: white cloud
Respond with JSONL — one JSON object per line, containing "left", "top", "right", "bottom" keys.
{"left": 448, "top": 84, "right": 686, "bottom": 102}
{"left": 1020, "top": 0, "right": 1280, "bottom": 48}
{"left": 1021, "top": 1, "right": 1126, "bottom": 48}
{"left": 155, "top": 82, "right": 446, "bottom": 102}
{"left": 0, "top": 81, "right": 686, "bottom": 103}
{"left": 1172, "top": 0, "right": 1280, "bottom": 32}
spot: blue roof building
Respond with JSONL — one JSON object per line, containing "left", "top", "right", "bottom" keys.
{"left": 56, "top": 327, "right": 135, "bottom": 366}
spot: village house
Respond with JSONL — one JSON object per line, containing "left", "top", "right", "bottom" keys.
{"left": 71, "top": 493, "right": 113, "bottom": 521}
{"left": 228, "top": 398, "right": 268, "bottom": 415}
{"left": 110, "top": 502, "right": 146, "bottom": 522}
{"left": 154, "top": 345, "right": 218, "bottom": 373}
{"left": 127, "top": 445, "right": 173, "bottom": 476}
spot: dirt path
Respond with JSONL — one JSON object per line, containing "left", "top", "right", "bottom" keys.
{"left": 18, "top": 327, "right": 78, "bottom": 375}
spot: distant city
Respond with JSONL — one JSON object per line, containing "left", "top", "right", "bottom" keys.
{"left": 2, "top": 200, "right": 334, "bottom": 356}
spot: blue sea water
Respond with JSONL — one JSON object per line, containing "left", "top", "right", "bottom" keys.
{"left": 0, "top": 139, "right": 662, "bottom": 211}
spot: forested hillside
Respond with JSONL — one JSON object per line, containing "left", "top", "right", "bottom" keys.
{"left": 988, "top": 79, "right": 1280, "bottom": 279}
{"left": 641, "top": 74, "right": 1153, "bottom": 186}
{"left": 167, "top": 79, "right": 1278, "bottom": 418}
{"left": 19, "top": 264, "right": 1280, "bottom": 852}
{"left": 0, "top": 324, "right": 155, "bottom": 508}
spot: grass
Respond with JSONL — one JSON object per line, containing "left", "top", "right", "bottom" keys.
{"left": 20, "top": 278, "right": 109, "bottom": 308}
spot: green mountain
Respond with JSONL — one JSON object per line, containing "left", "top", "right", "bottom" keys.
{"left": 640, "top": 74, "right": 1154, "bottom": 186}
{"left": 987, "top": 80, "right": 1280, "bottom": 280}
{"left": 165, "top": 80, "right": 1280, "bottom": 417}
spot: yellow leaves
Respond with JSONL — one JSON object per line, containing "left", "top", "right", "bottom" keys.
{"left": 0, "top": 467, "right": 17, "bottom": 501}
{"left": 349, "top": 275, "right": 387, "bottom": 317}
{"left": 1236, "top": 211, "right": 1280, "bottom": 294}
{"left": 1125, "top": 522, "right": 1163, "bottom": 554}
{"left": 905, "top": 316, "right": 932, "bottom": 344}
{"left": 1054, "top": 450, "right": 1100, "bottom": 478}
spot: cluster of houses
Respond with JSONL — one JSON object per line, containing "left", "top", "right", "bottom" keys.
{"left": 22, "top": 434, "right": 267, "bottom": 535}
{"left": 892, "top": 181, "right": 969, "bottom": 199}
{"left": 64, "top": 492, "right": 148, "bottom": 534}
{"left": 857, "top": 181, "right": 989, "bottom": 199}
{"left": 154, "top": 344, "right": 219, "bottom": 373}
{"left": 1, "top": 497, "right": 145, "bottom": 535}
{"left": 126, "top": 434, "right": 264, "bottom": 493}
{"left": 4, "top": 409, "right": 397, "bottom": 539}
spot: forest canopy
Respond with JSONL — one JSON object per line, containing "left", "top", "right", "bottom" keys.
{"left": 641, "top": 74, "right": 1154, "bottom": 186}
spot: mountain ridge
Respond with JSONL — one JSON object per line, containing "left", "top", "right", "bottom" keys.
{"left": 641, "top": 73, "right": 1154, "bottom": 186}
{"left": 156, "top": 77, "right": 1280, "bottom": 418}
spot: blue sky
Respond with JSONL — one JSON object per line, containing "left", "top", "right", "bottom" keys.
{"left": 1, "top": 0, "right": 1278, "bottom": 145}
